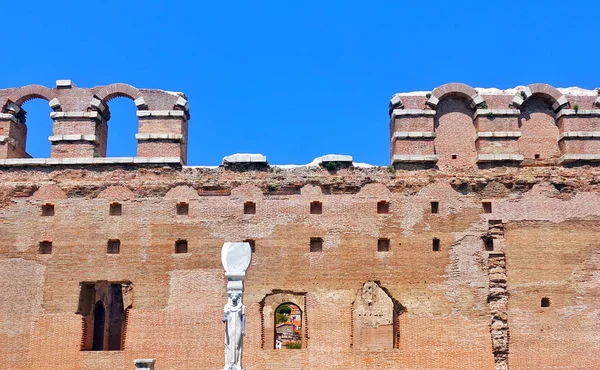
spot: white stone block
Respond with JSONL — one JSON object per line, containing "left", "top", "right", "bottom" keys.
{"left": 391, "top": 109, "right": 436, "bottom": 118}
{"left": 316, "top": 154, "right": 353, "bottom": 163}
{"left": 56, "top": 79, "right": 72, "bottom": 88}
{"left": 389, "top": 94, "right": 403, "bottom": 110}
{"left": 426, "top": 95, "right": 439, "bottom": 108}
{"left": 175, "top": 96, "right": 189, "bottom": 111}
{"left": 222, "top": 153, "right": 268, "bottom": 164}
{"left": 134, "top": 97, "right": 146, "bottom": 108}
{"left": 511, "top": 95, "right": 524, "bottom": 108}
{"left": 48, "top": 98, "right": 61, "bottom": 110}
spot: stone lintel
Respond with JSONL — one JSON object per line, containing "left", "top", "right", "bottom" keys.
{"left": 391, "top": 109, "right": 436, "bottom": 119}
{"left": 558, "top": 131, "right": 600, "bottom": 141}
{"left": 48, "top": 134, "right": 97, "bottom": 142}
{"left": 558, "top": 154, "right": 600, "bottom": 164}
{"left": 136, "top": 110, "right": 187, "bottom": 118}
{"left": 477, "top": 154, "right": 524, "bottom": 162}
{"left": 556, "top": 109, "right": 600, "bottom": 119}
{"left": 316, "top": 154, "right": 353, "bottom": 163}
{"left": 50, "top": 111, "right": 101, "bottom": 121}
{"left": 473, "top": 109, "right": 521, "bottom": 119}
{"left": 392, "top": 154, "right": 439, "bottom": 163}
{"left": 135, "top": 133, "right": 185, "bottom": 142}
{"left": 392, "top": 131, "right": 436, "bottom": 140}
{"left": 476, "top": 131, "right": 522, "bottom": 138}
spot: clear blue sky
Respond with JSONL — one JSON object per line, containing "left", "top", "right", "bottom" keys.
{"left": 3, "top": 1, "right": 599, "bottom": 165}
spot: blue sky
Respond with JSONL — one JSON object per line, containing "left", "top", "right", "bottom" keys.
{"left": 3, "top": 1, "right": 600, "bottom": 165}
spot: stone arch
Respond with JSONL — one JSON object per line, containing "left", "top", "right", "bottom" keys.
{"left": 427, "top": 83, "right": 486, "bottom": 109}
{"left": 512, "top": 83, "right": 569, "bottom": 112}
{"left": 88, "top": 83, "right": 147, "bottom": 118}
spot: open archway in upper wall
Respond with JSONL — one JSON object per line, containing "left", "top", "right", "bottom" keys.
{"left": 105, "top": 97, "right": 138, "bottom": 157}
{"left": 20, "top": 98, "right": 54, "bottom": 158}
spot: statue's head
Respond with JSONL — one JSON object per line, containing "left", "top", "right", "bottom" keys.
{"left": 230, "top": 292, "right": 241, "bottom": 305}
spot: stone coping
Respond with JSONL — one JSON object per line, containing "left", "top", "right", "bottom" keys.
{"left": 473, "top": 109, "right": 520, "bottom": 119}
{"left": 392, "top": 154, "right": 438, "bottom": 163}
{"left": 477, "top": 154, "right": 524, "bottom": 162}
{"left": 558, "top": 154, "right": 600, "bottom": 164}
{"left": 477, "top": 131, "right": 522, "bottom": 138}
{"left": 135, "top": 133, "right": 184, "bottom": 141}
{"left": 391, "top": 131, "right": 436, "bottom": 140}
{"left": 50, "top": 112, "right": 101, "bottom": 121}
{"left": 0, "top": 157, "right": 182, "bottom": 166}
{"left": 391, "top": 109, "right": 435, "bottom": 119}
{"left": 315, "top": 154, "right": 353, "bottom": 163}
{"left": 558, "top": 131, "right": 600, "bottom": 140}
{"left": 48, "top": 134, "right": 97, "bottom": 142}
{"left": 136, "top": 110, "right": 187, "bottom": 118}
{"left": 556, "top": 109, "right": 600, "bottom": 119}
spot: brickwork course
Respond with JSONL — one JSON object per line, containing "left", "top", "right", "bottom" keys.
{"left": 1, "top": 81, "right": 600, "bottom": 369}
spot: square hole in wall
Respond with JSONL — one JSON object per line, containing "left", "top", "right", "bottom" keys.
{"left": 431, "top": 201, "right": 439, "bottom": 214}
{"left": 534, "top": 153, "right": 540, "bottom": 159}
{"left": 541, "top": 297, "right": 550, "bottom": 308}
{"left": 310, "top": 237, "right": 323, "bottom": 252}
{"left": 107, "top": 239, "right": 121, "bottom": 254}
{"left": 244, "top": 201, "right": 256, "bottom": 215}
{"left": 484, "top": 237, "right": 494, "bottom": 251}
{"left": 310, "top": 201, "right": 322, "bottom": 214}
{"left": 377, "top": 238, "right": 390, "bottom": 252}
{"left": 244, "top": 239, "right": 256, "bottom": 253}
{"left": 41, "top": 203, "right": 55, "bottom": 216}
{"left": 377, "top": 201, "right": 390, "bottom": 214}
{"left": 176, "top": 202, "right": 189, "bottom": 215}
{"left": 432, "top": 238, "right": 440, "bottom": 251}
{"left": 109, "top": 202, "right": 122, "bottom": 216}
{"left": 39, "top": 241, "right": 52, "bottom": 254}
{"left": 175, "top": 239, "right": 188, "bottom": 254}
{"left": 482, "top": 201, "right": 492, "bottom": 214}
{"left": 451, "top": 154, "right": 458, "bottom": 160}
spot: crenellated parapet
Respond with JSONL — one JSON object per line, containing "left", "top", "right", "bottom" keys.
{"left": 0, "top": 80, "right": 190, "bottom": 164}
{"left": 390, "top": 83, "right": 600, "bottom": 168}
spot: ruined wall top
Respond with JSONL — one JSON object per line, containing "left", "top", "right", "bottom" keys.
{"left": 1, "top": 81, "right": 599, "bottom": 169}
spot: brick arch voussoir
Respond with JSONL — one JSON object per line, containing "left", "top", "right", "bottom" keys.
{"left": 513, "top": 83, "right": 569, "bottom": 111}
{"left": 95, "top": 83, "right": 143, "bottom": 104}
{"left": 2, "top": 85, "right": 60, "bottom": 111}
{"left": 428, "top": 83, "right": 485, "bottom": 109}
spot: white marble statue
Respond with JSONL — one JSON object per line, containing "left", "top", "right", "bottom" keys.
{"left": 223, "top": 292, "right": 245, "bottom": 370}
{"left": 221, "top": 242, "right": 252, "bottom": 370}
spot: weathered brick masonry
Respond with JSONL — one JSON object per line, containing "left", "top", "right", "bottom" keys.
{"left": 1, "top": 82, "right": 599, "bottom": 370}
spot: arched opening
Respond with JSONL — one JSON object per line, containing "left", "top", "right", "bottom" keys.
{"left": 274, "top": 303, "right": 302, "bottom": 349}
{"left": 19, "top": 98, "right": 53, "bottom": 158}
{"left": 105, "top": 97, "right": 138, "bottom": 157}
{"left": 92, "top": 301, "right": 106, "bottom": 351}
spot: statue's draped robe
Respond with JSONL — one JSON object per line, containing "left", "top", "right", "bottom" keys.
{"left": 224, "top": 302, "right": 244, "bottom": 369}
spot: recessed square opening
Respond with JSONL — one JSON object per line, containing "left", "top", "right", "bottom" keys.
{"left": 484, "top": 237, "right": 494, "bottom": 251}
{"left": 109, "top": 202, "right": 122, "bottom": 216}
{"left": 244, "top": 201, "right": 256, "bottom": 215}
{"left": 377, "top": 238, "right": 390, "bottom": 252}
{"left": 431, "top": 201, "right": 439, "bottom": 214}
{"left": 310, "top": 201, "right": 322, "bottom": 214}
{"left": 107, "top": 239, "right": 121, "bottom": 254}
{"left": 310, "top": 237, "right": 323, "bottom": 252}
{"left": 41, "top": 203, "right": 55, "bottom": 216}
{"left": 541, "top": 297, "right": 550, "bottom": 308}
{"left": 176, "top": 202, "right": 189, "bottom": 215}
{"left": 534, "top": 153, "right": 540, "bottom": 159}
{"left": 244, "top": 239, "right": 256, "bottom": 253}
{"left": 175, "top": 239, "right": 188, "bottom": 254}
{"left": 451, "top": 154, "right": 458, "bottom": 160}
{"left": 39, "top": 241, "right": 52, "bottom": 254}
{"left": 482, "top": 201, "right": 492, "bottom": 214}
{"left": 377, "top": 201, "right": 390, "bottom": 214}
{"left": 432, "top": 238, "right": 440, "bottom": 251}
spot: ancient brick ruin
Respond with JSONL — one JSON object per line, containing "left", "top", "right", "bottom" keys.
{"left": 1, "top": 81, "right": 599, "bottom": 369}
